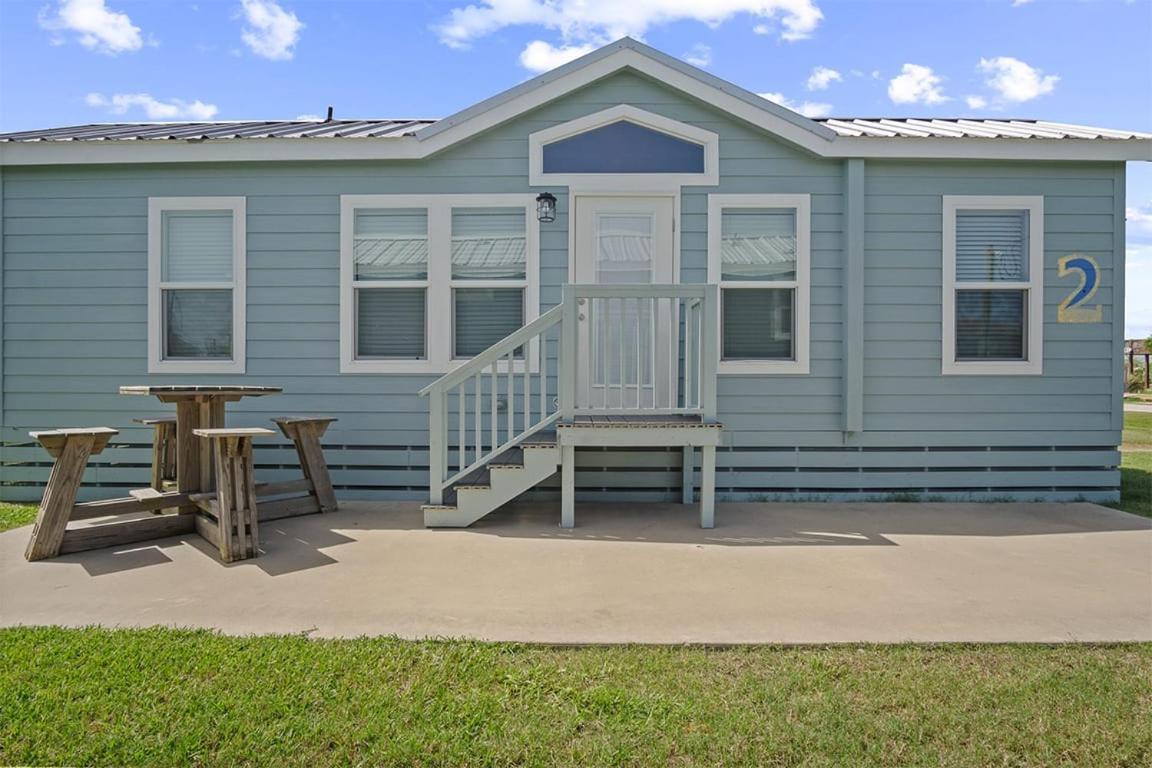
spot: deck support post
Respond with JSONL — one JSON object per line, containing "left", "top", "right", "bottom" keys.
{"left": 560, "top": 445, "right": 575, "bottom": 528}
{"left": 700, "top": 445, "right": 716, "bottom": 529}
{"left": 681, "top": 446, "right": 694, "bottom": 504}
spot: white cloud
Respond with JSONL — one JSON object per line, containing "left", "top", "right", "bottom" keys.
{"left": 518, "top": 40, "right": 596, "bottom": 72}
{"left": 436, "top": 0, "right": 824, "bottom": 51}
{"left": 978, "top": 56, "right": 1058, "bottom": 102}
{"left": 1128, "top": 203, "right": 1152, "bottom": 237}
{"left": 38, "top": 0, "right": 143, "bottom": 55}
{"left": 758, "top": 91, "right": 833, "bottom": 118}
{"left": 805, "top": 66, "right": 841, "bottom": 91}
{"left": 683, "top": 43, "right": 712, "bottom": 68}
{"left": 1012, "top": 0, "right": 1034, "bottom": 6}
{"left": 85, "top": 92, "right": 219, "bottom": 120}
{"left": 965, "top": 95, "right": 987, "bottom": 109}
{"left": 887, "top": 63, "right": 948, "bottom": 105}
{"left": 240, "top": 0, "right": 303, "bottom": 61}
{"left": 1126, "top": 244, "right": 1152, "bottom": 337}
{"left": 752, "top": 23, "right": 771, "bottom": 35}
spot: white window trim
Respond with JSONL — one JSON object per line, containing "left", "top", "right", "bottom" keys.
{"left": 707, "top": 194, "right": 811, "bottom": 375}
{"left": 147, "top": 196, "right": 246, "bottom": 374}
{"left": 942, "top": 195, "right": 1044, "bottom": 376}
{"left": 529, "top": 105, "right": 720, "bottom": 191}
{"left": 340, "top": 194, "right": 540, "bottom": 374}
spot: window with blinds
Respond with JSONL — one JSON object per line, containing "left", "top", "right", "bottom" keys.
{"left": 719, "top": 207, "right": 798, "bottom": 361}
{"left": 160, "top": 209, "right": 235, "bottom": 360}
{"left": 954, "top": 209, "right": 1028, "bottom": 362}
{"left": 353, "top": 209, "right": 428, "bottom": 359}
{"left": 942, "top": 197, "right": 1043, "bottom": 375}
{"left": 340, "top": 195, "right": 538, "bottom": 373}
{"left": 451, "top": 207, "right": 526, "bottom": 358}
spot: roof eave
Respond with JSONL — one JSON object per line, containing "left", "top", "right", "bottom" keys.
{"left": 827, "top": 136, "right": 1152, "bottom": 162}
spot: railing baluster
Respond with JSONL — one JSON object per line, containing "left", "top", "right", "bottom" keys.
{"left": 523, "top": 344, "right": 531, "bottom": 431}
{"left": 458, "top": 386, "right": 465, "bottom": 471}
{"left": 651, "top": 297, "right": 658, "bottom": 409}
{"left": 490, "top": 362, "right": 498, "bottom": 453}
{"left": 685, "top": 301, "right": 695, "bottom": 410}
{"left": 635, "top": 303, "right": 642, "bottom": 410}
{"left": 540, "top": 332, "right": 548, "bottom": 417}
{"left": 474, "top": 372, "right": 482, "bottom": 463}
{"left": 506, "top": 350, "right": 515, "bottom": 444}
{"left": 617, "top": 298, "right": 625, "bottom": 410}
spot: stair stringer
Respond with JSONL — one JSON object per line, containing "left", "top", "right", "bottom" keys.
{"left": 422, "top": 444, "right": 560, "bottom": 527}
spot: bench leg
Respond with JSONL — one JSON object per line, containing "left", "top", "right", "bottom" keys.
{"left": 292, "top": 423, "right": 337, "bottom": 513}
{"left": 175, "top": 400, "right": 201, "bottom": 499}
{"left": 25, "top": 435, "right": 95, "bottom": 561}
{"left": 149, "top": 422, "right": 178, "bottom": 494}
{"left": 212, "top": 436, "right": 259, "bottom": 562}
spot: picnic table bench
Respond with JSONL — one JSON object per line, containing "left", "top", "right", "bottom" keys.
{"left": 23, "top": 385, "right": 339, "bottom": 563}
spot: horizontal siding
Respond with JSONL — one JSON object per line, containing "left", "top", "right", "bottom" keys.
{"left": 0, "top": 71, "right": 1122, "bottom": 503}
{"left": 863, "top": 160, "right": 1121, "bottom": 440}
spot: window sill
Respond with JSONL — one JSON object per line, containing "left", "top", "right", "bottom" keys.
{"left": 341, "top": 357, "right": 536, "bottom": 375}
{"left": 148, "top": 358, "right": 245, "bottom": 375}
{"left": 719, "top": 360, "right": 809, "bottom": 375}
{"left": 942, "top": 360, "right": 1043, "bottom": 376}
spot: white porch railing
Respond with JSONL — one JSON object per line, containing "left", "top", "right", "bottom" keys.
{"left": 419, "top": 283, "right": 718, "bottom": 504}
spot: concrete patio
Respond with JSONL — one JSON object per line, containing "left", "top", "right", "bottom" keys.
{"left": 2, "top": 501, "right": 1150, "bottom": 644}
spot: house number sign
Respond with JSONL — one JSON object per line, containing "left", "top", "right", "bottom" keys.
{"left": 1057, "top": 253, "right": 1103, "bottom": 323}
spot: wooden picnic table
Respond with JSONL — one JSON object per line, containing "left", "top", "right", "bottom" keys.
{"left": 24, "top": 385, "right": 338, "bottom": 563}
{"left": 119, "top": 385, "right": 282, "bottom": 495}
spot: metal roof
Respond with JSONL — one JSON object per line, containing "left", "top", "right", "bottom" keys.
{"left": 818, "top": 118, "right": 1150, "bottom": 140}
{"left": 0, "top": 119, "right": 435, "bottom": 142}
{"left": 1, "top": 117, "right": 1147, "bottom": 143}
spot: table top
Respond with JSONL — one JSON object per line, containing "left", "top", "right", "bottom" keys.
{"left": 119, "top": 385, "right": 282, "bottom": 397}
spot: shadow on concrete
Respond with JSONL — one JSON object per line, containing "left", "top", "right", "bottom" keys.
{"left": 35, "top": 499, "right": 1152, "bottom": 578}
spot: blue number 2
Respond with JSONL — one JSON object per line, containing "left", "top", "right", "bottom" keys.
{"left": 1057, "top": 254, "right": 1103, "bottom": 323}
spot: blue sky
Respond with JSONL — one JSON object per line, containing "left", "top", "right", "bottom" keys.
{"left": 1, "top": 0, "right": 1149, "bottom": 335}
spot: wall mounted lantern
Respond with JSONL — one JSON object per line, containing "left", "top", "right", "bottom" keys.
{"left": 535, "top": 192, "right": 557, "bottom": 223}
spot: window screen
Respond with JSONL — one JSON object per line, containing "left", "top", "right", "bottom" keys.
{"left": 719, "top": 206, "right": 797, "bottom": 360}
{"left": 722, "top": 288, "right": 794, "bottom": 360}
{"left": 164, "top": 289, "right": 232, "bottom": 359}
{"left": 451, "top": 208, "right": 526, "bottom": 279}
{"left": 354, "top": 209, "right": 428, "bottom": 280}
{"left": 956, "top": 289, "right": 1026, "bottom": 360}
{"left": 160, "top": 209, "right": 235, "bottom": 361}
{"left": 720, "top": 208, "right": 797, "bottom": 281}
{"left": 162, "top": 211, "right": 233, "bottom": 282}
{"left": 955, "top": 210, "right": 1028, "bottom": 282}
{"left": 357, "top": 288, "right": 426, "bottom": 359}
{"left": 454, "top": 288, "right": 524, "bottom": 358}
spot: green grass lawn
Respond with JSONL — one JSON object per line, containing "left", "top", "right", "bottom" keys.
{"left": 1, "top": 627, "right": 1149, "bottom": 768}
{"left": 0, "top": 501, "right": 37, "bottom": 532}
{"left": 1124, "top": 411, "right": 1152, "bottom": 450}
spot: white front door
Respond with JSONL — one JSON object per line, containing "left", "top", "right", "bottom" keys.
{"left": 573, "top": 195, "right": 677, "bottom": 410}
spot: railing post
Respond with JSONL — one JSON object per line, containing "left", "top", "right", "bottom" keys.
{"left": 428, "top": 387, "right": 446, "bottom": 504}
{"left": 560, "top": 284, "right": 577, "bottom": 420}
{"left": 700, "top": 284, "right": 720, "bottom": 421}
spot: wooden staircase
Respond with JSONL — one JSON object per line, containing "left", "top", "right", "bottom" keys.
{"left": 422, "top": 435, "right": 560, "bottom": 527}
{"left": 419, "top": 284, "right": 720, "bottom": 529}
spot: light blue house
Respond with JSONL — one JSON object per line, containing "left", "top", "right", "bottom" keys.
{"left": 1, "top": 39, "right": 1148, "bottom": 527}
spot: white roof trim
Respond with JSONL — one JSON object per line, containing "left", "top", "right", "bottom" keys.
{"left": 415, "top": 38, "right": 837, "bottom": 154}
